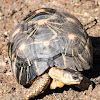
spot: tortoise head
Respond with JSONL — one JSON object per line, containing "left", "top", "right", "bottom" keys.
{"left": 49, "top": 67, "right": 83, "bottom": 85}
{"left": 62, "top": 69, "right": 83, "bottom": 85}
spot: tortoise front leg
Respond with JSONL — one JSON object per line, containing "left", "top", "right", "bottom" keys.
{"left": 50, "top": 79, "right": 64, "bottom": 89}
{"left": 24, "top": 73, "right": 50, "bottom": 100}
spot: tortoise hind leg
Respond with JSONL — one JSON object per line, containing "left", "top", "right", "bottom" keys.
{"left": 24, "top": 73, "right": 50, "bottom": 100}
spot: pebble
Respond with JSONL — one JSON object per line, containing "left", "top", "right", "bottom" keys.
{"left": 0, "top": 12, "right": 2, "bottom": 16}
{"left": 0, "top": 56, "right": 3, "bottom": 60}
{"left": 94, "top": 8, "right": 99, "bottom": 12}
{"left": 95, "top": 0, "right": 100, "bottom": 5}
{"left": 6, "top": 72, "right": 12, "bottom": 76}
{"left": 88, "top": 17, "right": 93, "bottom": 21}
{"left": 0, "top": 61, "right": 6, "bottom": 67}
{"left": 4, "top": 57, "right": 9, "bottom": 62}
{"left": 0, "top": 36, "right": 5, "bottom": 42}
{"left": 3, "top": 89, "right": 8, "bottom": 93}
{"left": 52, "top": 1, "right": 60, "bottom": 6}
{"left": 93, "top": 76, "right": 100, "bottom": 84}
{"left": 1, "top": 40, "right": 7, "bottom": 44}
{"left": 4, "top": 31, "right": 8, "bottom": 36}
{"left": 0, "top": 17, "right": 1, "bottom": 20}
{"left": 0, "top": 12, "right": 2, "bottom": 20}
{"left": 13, "top": 19, "right": 18, "bottom": 26}
{"left": 2, "top": 45, "right": 7, "bottom": 50}
{"left": 0, "top": 68, "right": 7, "bottom": 73}
{"left": 98, "top": 1, "right": 100, "bottom": 5}
{"left": 84, "top": 12, "right": 90, "bottom": 17}
{"left": 41, "top": 5, "right": 46, "bottom": 8}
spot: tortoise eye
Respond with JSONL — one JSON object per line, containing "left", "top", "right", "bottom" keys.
{"left": 72, "top": 74, "right": 79, "bottom": 80}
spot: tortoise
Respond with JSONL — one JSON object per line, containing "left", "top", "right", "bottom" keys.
{"left": 8, "top": 8, "right": 94, "bottom": 99}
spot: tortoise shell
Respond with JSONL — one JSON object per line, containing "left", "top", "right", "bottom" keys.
{"left": 8, "top": 8, "right": 93, "bottom": 85}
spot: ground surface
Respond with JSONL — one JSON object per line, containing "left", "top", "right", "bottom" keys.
{"left": 0, "top": 0, "right": 100, "bottom": 100}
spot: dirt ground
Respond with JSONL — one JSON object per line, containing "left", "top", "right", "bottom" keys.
{"left": 0, "top": 0, "right": 100, "bottom": 100}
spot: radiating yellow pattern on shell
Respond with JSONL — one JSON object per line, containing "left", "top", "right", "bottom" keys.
{"left": 25, "top": 9, "right": 51, "bottom": 22}
{"left": 66, "top": 17, "right": 76, "bottom": 23}
{"left": 68, "top": 34, "right": 77, "bottom": 40}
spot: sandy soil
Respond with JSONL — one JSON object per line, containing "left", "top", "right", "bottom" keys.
{"left": 0, "top": 0, "right": 100, "bottom": 100}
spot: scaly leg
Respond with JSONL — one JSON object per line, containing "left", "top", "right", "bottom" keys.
{"left": 24, "top": 73, "right": 50, "bottom": 100}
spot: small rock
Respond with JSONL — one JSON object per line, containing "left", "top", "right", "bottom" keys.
{"left": 41, "top": 5, "right": 46, "bottom": 8}
{"left": 73, "top": 0, "right": 81, "bottom": 3}
{"left": 84, "top": 12, "right": 90, "bottom": 17}
{"left": 4, "top": 31, "right": 8, "bottom": 36}
{"left": 0, "top": 12, "right": 2, "bottom": 16}
{"left": 98, "top": 1, "right": 100, "bottom": 5}
{"left": 6, "top": 72, "right": 12, "bottom": 76}
{"left": 1, "top": 42, "right": 7, "bottom": 45}
{"left": 4, "top": 57, "right": 9, "bottom": 62}
{"left": 88, "top": 17, "right": 93, "bottom": 21}
{"left": 13, "top": 19, "right": 18, "bottom": 27}
{"left": 0, "top": 17, "right": 2, "bottom": 20}
{"left": 93, "top": 76, "right": 100, "bottom": 84}
{"left": 8, "top": 87, "right": 16, "bottom": 93}
{"left": 0, "top": 56, "right": 3, "bottom": 60}
{"left": 0, "top": 12, "right": 2, "bottom": 20}
{"left": 0, "top": 79, "right": 2, "bottom": 83}
{"left": 0, "top": 68, "right": 7, "bottom": 73}
{"left": 94, "top": 8, "right": 99, "bottom": 12}
{"left": 95, "top": 0, "right": 100, "bottom": 5}
{"left": 0, "top": 61, "right": 6, "bottom": 67}
{"left": 2, "top": 45, "right": 7, "bottom": 50}
{"left": 0, "top": 36, "right": 5, "bottom": 41}
{"left": 52, "top": 1, "right": 60, "bottom": 6}
{"left": 3, "top": 89, "right": 8, "bottom": 93}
